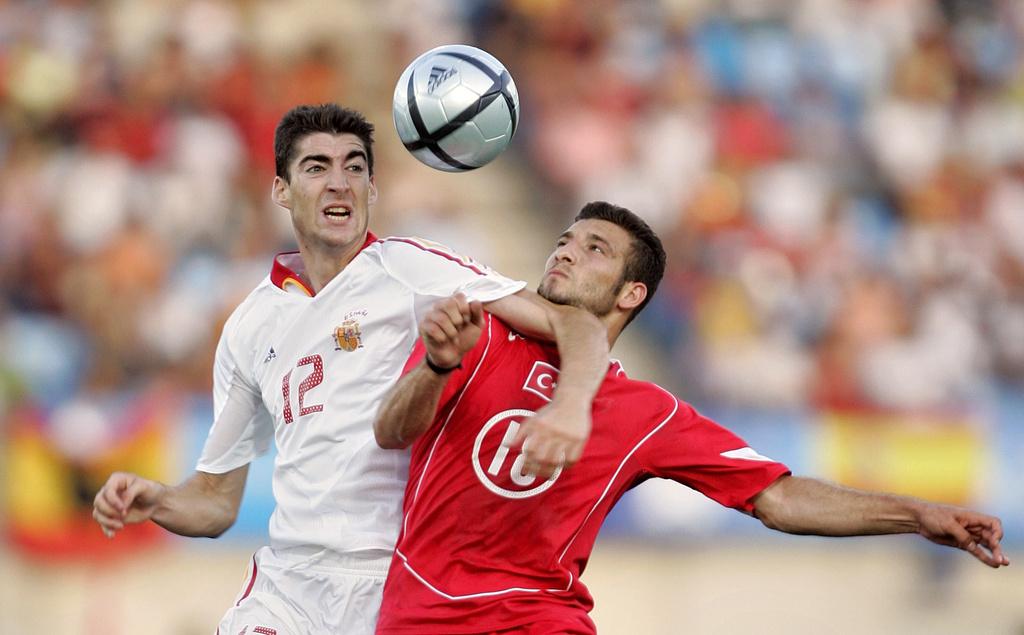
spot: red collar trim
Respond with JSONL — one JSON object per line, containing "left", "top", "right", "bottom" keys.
{"left": 270, "top": 231, "right": 378, "bottom": 296}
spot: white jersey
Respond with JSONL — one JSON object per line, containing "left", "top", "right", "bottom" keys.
{"left": 197, "top": 233, "right": 525, "bottom": 555}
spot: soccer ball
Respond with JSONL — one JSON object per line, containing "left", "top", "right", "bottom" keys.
{"left": 392, "top": 44, "right": 520, "bottom": 172}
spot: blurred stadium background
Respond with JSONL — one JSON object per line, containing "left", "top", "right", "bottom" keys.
{"left": 2, "top": 0, "right": 1023, "bottom": 633}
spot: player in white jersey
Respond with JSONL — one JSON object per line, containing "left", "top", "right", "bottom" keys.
{"left": 92, "top": 104, "right": 610, "bottom": 635}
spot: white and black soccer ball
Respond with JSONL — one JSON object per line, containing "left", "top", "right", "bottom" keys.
{"left": 392, "top": 44, "right": 520, "bottom": 172}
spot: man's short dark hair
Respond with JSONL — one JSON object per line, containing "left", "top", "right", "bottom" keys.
{"left": 575, "top": 201, "right": 666, "bottom": 326}
{"left": 274, "top": 104, "right": 375, "bottom": 181}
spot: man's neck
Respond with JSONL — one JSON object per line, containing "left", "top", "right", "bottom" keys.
{"left": 603, "top": 315, "right": 625, "bottom": 350}
{"left": 299, "top": 237, "right": 367, "bottom": 294}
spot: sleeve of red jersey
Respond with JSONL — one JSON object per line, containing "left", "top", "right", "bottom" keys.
{"left": 641, "top": 399, "right": 791, "bottom": 513}
{"left": 400, "top": 313, "right": 494, "bottom": 414}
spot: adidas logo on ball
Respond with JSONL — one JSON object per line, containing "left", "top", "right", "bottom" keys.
{"left": 427, "top": 66, "right": 458, "bottom": 94}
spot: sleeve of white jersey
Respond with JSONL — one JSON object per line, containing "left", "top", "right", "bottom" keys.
{"left": 378, "top": 237, "right": 526, "bottom": 312}
{"left": 196, "top": 309, "right": 274, "bottom": 474}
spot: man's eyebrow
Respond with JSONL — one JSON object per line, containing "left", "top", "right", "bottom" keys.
{"left": 344, "top": 149, "right": 368, "bottom": 163}
{"left": 297, "top": 149, "right": 368, "bottom": 166}
{"left": 298, "top": 153, "right": 331, "bottom": 167}
{"left": 586, "top": 232, "right": 614, "bottom": 253}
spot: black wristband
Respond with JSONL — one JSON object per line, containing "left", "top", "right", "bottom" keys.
{"left": 425, "top": 355, "right": 461, "bottom": 375}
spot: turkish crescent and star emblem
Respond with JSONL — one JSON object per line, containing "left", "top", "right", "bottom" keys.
{"left": 334, "top": 319, "right": 362, "bottom": 352}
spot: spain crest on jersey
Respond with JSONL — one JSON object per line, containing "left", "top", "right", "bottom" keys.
{"left": 334, "top": 319, "right": 362, "bottom": 351}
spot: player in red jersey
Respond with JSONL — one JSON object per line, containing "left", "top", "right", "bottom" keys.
{"left": 373, "top": 201, "right": 1009, "bottom": 634}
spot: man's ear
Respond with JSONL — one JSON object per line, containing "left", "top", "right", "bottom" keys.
{"left": 618, "top": 281, "right": 647, "bottom": 313}
{"left": 368, "top": 175, "right": 378, "bottom": 205}
{"left": 272, "top": 175, "right": 290, "bottom": 209}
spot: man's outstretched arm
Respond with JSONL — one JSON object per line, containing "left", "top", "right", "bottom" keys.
{"left": 485, "top": 289, "right": 609, "bottom": 476}
{"left": 751, "top": 475, "right": 1009, "bottom": 568}
{"left": 93, "top": 465, "right": 249, "bottom": 539}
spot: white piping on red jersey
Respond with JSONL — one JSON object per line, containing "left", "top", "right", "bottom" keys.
{"left": 402, "top": 314, "right": 496, "bottom": 540}
{"left": 556, "top": 384, "right": 679, "bottom": 563}
{"left": 399, "top": 328, "right": 681, "bottom": 601}
{"left": 395, "top": 549, "right": 572, "bottom": 600}
{"left": 720, "top": 446, "right": 778, "bottom": 462}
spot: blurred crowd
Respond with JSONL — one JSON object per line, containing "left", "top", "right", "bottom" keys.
{"left": 1, "top": 0, "right": 1023, "bottom": 451}
{"left": 473, "top": 0, "right": 1024, "bottom": 411}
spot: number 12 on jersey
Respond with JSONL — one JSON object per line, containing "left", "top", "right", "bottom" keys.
{"left": 281, "top": 354, "right": 324, "bottom": 424}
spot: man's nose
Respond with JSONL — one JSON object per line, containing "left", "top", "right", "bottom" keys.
{"left": 326, "top": 166, "right": 350, "bottom": 191}
{"left": 554, "top": 244, "right": 575, "bottom": 263}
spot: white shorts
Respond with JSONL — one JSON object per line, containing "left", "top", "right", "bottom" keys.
{"left": 216, "top": 545, "right": 390, "bottom": 635}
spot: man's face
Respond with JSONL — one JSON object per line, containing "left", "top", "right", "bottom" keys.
{"left": 272, "top": 132, "right": 377, "bottom": 253}
{"left": 538, "top": 218, "right": 633, "bottom": 317}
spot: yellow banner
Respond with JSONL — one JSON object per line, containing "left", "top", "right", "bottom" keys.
{"left": 814, "top": 411, "right": 987, "bottom": 505}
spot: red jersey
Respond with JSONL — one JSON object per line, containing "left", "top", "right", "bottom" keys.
{"left": 376, "top": 315, "right": 790, "bottom": 634}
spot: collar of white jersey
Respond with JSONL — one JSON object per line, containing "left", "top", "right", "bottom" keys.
{"left": 270, "top": 231, "right": 379, "bottom": 297}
